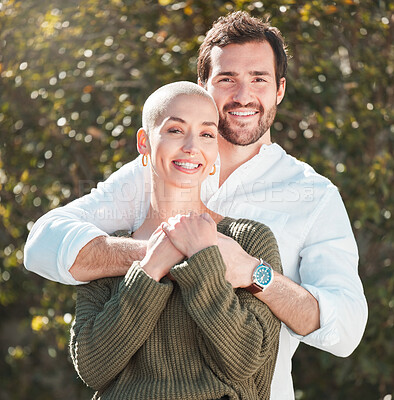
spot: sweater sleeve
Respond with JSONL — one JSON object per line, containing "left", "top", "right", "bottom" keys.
{"left": 69, "top": 262, "right": 173, "bottom": 391}
{"left": 170, "top": 220, "right": 281, "bottom": 383}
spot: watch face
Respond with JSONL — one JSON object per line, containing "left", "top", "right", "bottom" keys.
{"left": 253, "top": 264, "right": 273, "bottom": 288}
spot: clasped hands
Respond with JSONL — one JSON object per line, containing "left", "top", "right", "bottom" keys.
{"left": 140, "top": 212, "right": 258, "bottom": 288}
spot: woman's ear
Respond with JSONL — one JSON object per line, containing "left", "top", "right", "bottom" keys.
{"left": 137, "top": 128, "right": 149, "bottom": 155}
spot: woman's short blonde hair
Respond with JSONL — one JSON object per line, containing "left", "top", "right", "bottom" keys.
{"left": 142, "top": 81, "right": 218, "bottom": 134}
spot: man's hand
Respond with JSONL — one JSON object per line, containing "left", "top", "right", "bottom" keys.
{"left": 140, "top": 225, "right": 185, "bottom": 282}
{"left": 217, "top": 232, "right": 259, "bottom": 288}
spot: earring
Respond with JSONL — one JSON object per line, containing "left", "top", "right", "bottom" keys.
{"left": 209, "top": 164, "right": 216, "bottom": 175}
{"left": 142, "top": 154, "right": 148, "bottom": 167}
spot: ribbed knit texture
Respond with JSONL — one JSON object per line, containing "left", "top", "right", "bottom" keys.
{"left": 70, "top": 217, "right": 282, "bottom": 399}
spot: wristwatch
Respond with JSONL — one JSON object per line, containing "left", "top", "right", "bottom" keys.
{"left": 245, "top": 260, "right": 274, "bottom": 294}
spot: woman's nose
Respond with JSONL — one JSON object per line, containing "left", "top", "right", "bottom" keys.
{"left": 182, "top": 135, "right": 199, "bottom": 156}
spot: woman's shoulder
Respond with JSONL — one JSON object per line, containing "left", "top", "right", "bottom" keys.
{"left": 217, "top": 217, "right": 274, "bottom": 240}
{"left": 217, "top": 217, "right": 282, "bottom": 274}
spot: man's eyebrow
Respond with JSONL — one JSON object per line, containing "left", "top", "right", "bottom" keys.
{"left": 250, "top": 70, "right": 273, "bottom": 76}
{"left": 216, "top": 70, "right": 273, "bottom": 77}
{"left": 217, "top": 71, "right": 238, "bottom": 77}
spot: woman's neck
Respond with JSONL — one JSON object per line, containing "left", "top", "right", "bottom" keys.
{"left": 133, "top": 178, "right": 222, "bottom": 239}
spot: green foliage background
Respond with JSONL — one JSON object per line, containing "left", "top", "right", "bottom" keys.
{"left": 0, "top": 0, "right": 393, "bottom": 398}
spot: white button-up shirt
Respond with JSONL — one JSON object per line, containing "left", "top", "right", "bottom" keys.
{"left": 24, "top": 143, "right": 368, "bottom": 399}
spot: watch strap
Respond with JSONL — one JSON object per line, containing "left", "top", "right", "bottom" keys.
{"left": 245, "top": 283, "right": 263, "bottom": 294}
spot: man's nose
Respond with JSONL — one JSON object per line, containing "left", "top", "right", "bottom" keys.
{"left": 232, "top": 82, "right": 254, "bottom": 106}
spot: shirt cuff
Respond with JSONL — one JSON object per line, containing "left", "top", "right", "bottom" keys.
{"left": 287, "top": 284, "right": 340, "bottom": 347}
{"left": 57, "top": 227, "right": 109, "bottom": 285}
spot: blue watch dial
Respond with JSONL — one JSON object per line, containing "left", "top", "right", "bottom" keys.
{"left": 253, "top": 263, "right": 273, "bottom": 288}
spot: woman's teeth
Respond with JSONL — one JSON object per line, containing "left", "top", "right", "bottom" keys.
{"left": 173, "top": 161, "right": 200, "bottom": 169}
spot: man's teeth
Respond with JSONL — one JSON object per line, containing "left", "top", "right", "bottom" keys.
{"left": 173, "top": 161, "right": 200, "bottom": 169}
{"left": 229, "top": 111, "right": 257, "bottom": 116}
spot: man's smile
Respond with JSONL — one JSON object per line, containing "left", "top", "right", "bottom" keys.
{"left": 228, "top": 110, "right": 259, "bottom": 117}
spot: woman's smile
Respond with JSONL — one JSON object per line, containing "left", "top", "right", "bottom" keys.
{"left": 172, "top": 159, "right": 203, "bottom": 173}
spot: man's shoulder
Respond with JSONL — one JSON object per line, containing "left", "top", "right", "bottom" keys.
{"left": 65, "top": 155, "right": 150, "bottom": 224}
{"left": 91, "top": 156, "right": 150, "bottom": 199}
{"left": 104, "top": 156, "right": 146, "bottom": 184}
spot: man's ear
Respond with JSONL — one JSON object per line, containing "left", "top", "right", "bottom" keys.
{"left": 276, "top": 78, "right": 286, "bottom": 105}
{"left": 197, "top": 78, "right": 207, "bottom": 89}
{"left": 137, "top": 128, "right": 149, "bottom": 155}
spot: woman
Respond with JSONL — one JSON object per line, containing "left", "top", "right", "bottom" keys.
{"left": 70, "top": 81, "right": 282, "bottom": 399}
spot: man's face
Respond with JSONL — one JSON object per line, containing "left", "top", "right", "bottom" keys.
{"left": 205, "top": 41, "right": 285, "bottom": 146}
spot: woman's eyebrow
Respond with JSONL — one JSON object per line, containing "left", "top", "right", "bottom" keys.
{"left": 202, "top": 121, "right": 218, "bottom": 127}
{"left": 167, "top": 116, "right": 217, "bottom": 127}
{"left": 167, "top": 116, "right": 185, "bottom": 123}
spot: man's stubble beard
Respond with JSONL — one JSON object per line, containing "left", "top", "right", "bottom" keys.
{"left": 218, "top": 103, "right": 277, "bottom": 146}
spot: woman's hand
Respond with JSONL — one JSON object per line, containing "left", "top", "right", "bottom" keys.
{"left": 161, "top": 212, "right": 217, "bottom": 258}
{"left": 140, "top": 225, "right": 184, "bottom": 281}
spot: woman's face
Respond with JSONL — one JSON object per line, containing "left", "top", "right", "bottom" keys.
{"left": 147, "top": 94, "right": 219, "bottom": 189}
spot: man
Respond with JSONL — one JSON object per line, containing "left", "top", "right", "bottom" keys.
{"left": 24, "top": 11, "right": 367, "bottom": 399}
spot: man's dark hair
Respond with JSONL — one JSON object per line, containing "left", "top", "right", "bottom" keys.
{"left": 198, "top": 11, "right": 288, "bottom": 89}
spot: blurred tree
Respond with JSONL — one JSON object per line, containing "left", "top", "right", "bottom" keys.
{"left": 0, "top": 0, "right": 392, "bottom": 398}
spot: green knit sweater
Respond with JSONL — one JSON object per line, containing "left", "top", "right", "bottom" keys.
{"left": 70, "top": 218, "right": 282, "bottom": 400}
